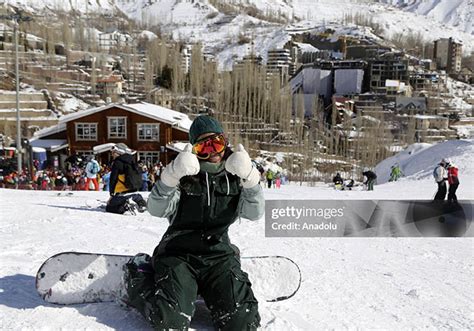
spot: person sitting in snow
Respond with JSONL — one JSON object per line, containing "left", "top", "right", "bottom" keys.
{"left": 446, "top": 159, "right": 459, "bottom": 203}
{"left": 123, "top": 115, "right": 264, "bottom": 330}
{"left": 105, "top": 143, "right": 147, "bottom": 214}
{"left": 333, "top": 172, "right": 344, "bottom": 189}
{"left": 344, "top": 179, "right": 355, "bottom": 190}
{"left": 433, "top": 159, "right": 448, "bottom": 201}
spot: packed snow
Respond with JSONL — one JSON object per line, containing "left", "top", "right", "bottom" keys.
{"left": 1, "top": 139, "right": 473, "bottom": 330}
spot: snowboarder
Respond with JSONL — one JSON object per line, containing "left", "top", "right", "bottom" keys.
{"left": 85, "top": 156, "right": 100, "bottom": 191}
{"left": 433, "top": 159, "right": 448, "bottom": 201}
{"left": 446, "top": 160, "right": 459, "bottom": 203}
{"left": 362, "top": 168, "right": 377, "bottom": 191}
{"left": 124, "top": 115, "right": 264, "bottom": 330}
{"left": 333, "top": 172, "right": 344, "bottom": 190}
{"left": 105, "top": 143, "right": 147, "bottom": 214}
{"left": 389, "top": 163, "right": 403, "bottom": 182}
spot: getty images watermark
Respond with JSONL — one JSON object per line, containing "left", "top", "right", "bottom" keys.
{"left": 265, "top": 200, "right": 473, "bottom": 237}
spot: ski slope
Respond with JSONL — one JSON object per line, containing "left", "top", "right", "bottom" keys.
{"left": 1, "top": 140, "right": 473, "bottom": 330}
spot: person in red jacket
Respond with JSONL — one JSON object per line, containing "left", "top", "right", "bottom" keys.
{"left": 446, "top": 160, "right": 459, "bottom": 203}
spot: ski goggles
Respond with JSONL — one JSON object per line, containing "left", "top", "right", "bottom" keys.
{"left": 192, "top": 133, "right": 227, "bottom": 159}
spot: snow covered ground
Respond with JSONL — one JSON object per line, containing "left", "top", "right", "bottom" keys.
{"left": 1, "top": 140, "right": 473, "bottom": 330}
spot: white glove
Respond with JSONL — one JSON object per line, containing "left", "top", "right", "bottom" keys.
{"left": 225, "top": 144, "right": 260, "bottom": 188}
{"left": 161, "top": 144, "right": 200, "bottom": 187}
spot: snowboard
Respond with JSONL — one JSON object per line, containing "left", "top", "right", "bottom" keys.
{"left": 36, "top": 252, "right": 301, "bottom": 305}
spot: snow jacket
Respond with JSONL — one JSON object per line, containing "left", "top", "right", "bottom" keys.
{"left": 447, "top": 165, "right": 459, "bottom": 185}
{"left": 362, "top": 170, "right": 377, "bottom": 182}
{"left": 110, "top": 154, "right": 141, "bottom": 195}
{"left": 333, "top": 174, "right": 343, "bottom": 184}
{"left": 433, "top": 164, "right": 448, "bottom": 183}
{"left": 148, "top": 164, "right": 264, "bottom": 256}
{"left": 85, "top": 160, "right": 100, "bottom": 179}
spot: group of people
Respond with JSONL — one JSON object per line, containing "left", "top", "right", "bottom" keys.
{"left": 433, "top": 158, "right": 459, "bottom": 202}
{"left": 264, "top": 168, "right": 284, "bottom": 189}
{"left": 0, "top": 153, "right": 164, "bottom": 194}
{"left": 70, "top": 154, "right": 163, "bottom": 194}
{"left": 332, "top": 169, "right": 376, "bottom": 191}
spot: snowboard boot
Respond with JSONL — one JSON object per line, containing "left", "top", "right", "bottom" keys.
{"left": 123, "top": 199, "right": 138, "bottom": 215}
{"left": 136, "top": 198, "right": 147, "bottom": 213}
{"left": 122, "top": 253, "right": 155, "bottom": 310}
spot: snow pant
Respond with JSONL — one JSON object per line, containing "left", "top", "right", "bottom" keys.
{"left": 367, "top": 179, "right": 375, "bottom": 191}
{"left": 448, "top": 183, "right": 459, "bottom": 202}
{"left": 267, "top": 179, "right": 272, "bottom": 188}
{"left": 434, "top": 181, "right": 447, "bottom": 201}
{"left": 125, "top": 253, "right": 260, "bottom": 331}
{"left": 85, "top": 178, "right": 99, "bottom": 191}
{"left": 105, "top": 193, "right": 146, "bottom": 214}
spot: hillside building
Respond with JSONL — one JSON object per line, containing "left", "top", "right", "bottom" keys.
{"left": 433, "top": 38, "right": 462, "bottom": 74}
{"left": 266, "top": 48, "right": 293, "bottom": 83}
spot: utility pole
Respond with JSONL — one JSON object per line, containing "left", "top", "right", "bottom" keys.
{"left": 0, "top": 10, "right": 32, "bottom": 173}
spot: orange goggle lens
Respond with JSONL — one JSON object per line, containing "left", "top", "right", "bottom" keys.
{"left": 192, "top": 134, "right": 227, "bottom": 159}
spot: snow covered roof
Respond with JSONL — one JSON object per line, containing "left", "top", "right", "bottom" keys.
{"left": 30, "top": 123, "right": 67, "bottom": 140}
{"left": 293, "top": 42, "right": 319, "bottom": 53}
{"left": 30, "top": 139, "right": 68, "bottom": 152}
{"left": 140, "top": 30, "right": 158, "bottom": 40}
{"left": 385, "top": 80, "right": 400, "bottom": 87}
{"left": 414, "top": 115, "right": 447, "bottom": 120}
{"left": 59, "top": 103, "right": 192, "bottom": 132}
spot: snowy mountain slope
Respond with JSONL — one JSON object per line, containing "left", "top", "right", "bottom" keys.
{"left": 242, "top": 0, "right": 473, "bottom": 52}
{"left": 1, "top": 140, "right": 473, "bottom": 329}
{"left": 375, "top": 139, "right": 474, "bottom": 185}
{"left": 380, "top": 0, "right": 474, "bottom": 34}
{"left": 3, "top": 0, "right": 473, "bottom": 57}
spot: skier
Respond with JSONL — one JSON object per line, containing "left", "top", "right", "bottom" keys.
{"left": 446, "top": 160, "right": 459, "bottom": 203}
{"left": 433, "top": 159, "right": 448, "bottom": 201}
{"left": 362, "top": 168, "right": 377, "bottom": 191}
{"left": 105, "top": 143, "right": 147, "bottom": 214}
{"left": 389, "top": 163, "right": 403, "bottom": 182}
{"left": 333, "top": 172, "right": 344, "bottom": 190}
{"left": 124, "top": 115, "right": 264, "bottom": 330}
{"left": 85, "top": 156, "right": 100, "bottom": 191}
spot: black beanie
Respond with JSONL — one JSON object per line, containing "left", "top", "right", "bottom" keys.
{"left": 189, "top": 115, "right": 224, "bottom": 144}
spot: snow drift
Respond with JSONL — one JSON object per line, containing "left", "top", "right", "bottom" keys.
{"left": 375, "top": 139, "right": 474, "bottom": 185}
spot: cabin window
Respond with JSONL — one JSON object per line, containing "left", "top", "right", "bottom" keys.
{"left": 75, "top": 123, "right": 98, "bottom": 141}
{"left": 108, "top": 117, "right": 127, "bottom": 139}
{"left": 137, "top": 123, "right": 160, "bottom": 141}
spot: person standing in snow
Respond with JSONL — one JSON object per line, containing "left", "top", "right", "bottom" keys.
{"left": 266, "top": 169, "right": 274, "bottom": 188}
{"left": 102, "top": 167, "right": 111, "bottom": 192}
{"left": 123, "top": 115, "right": 264, "bottom": 330}
{"left": 446, "top": 160, "right": 459, "bottom": 203}
{"left": 389, "top": 164, "right": 403, "bottom": 182}
{"left": 85, "top": 156, "right": 100, "bottom": 191}
{"left": 362, "top": 168, "right": 377, "bottom": 191}
{"left": 433, "top": 159, "right": 448, "bottom": 201}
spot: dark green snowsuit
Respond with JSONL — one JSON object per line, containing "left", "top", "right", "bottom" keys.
{"left": 127, "top": 162, "right": 264, "bottom": 330}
